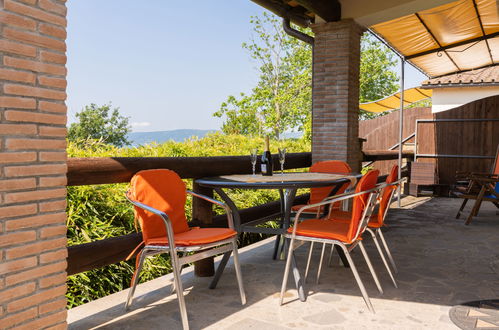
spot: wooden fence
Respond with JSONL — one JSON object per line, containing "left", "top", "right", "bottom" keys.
{"left": 360, "top": 95, "right": 499, "bottom": 184}
{"left": 359, "top": 107, "right": 432, "bottom": 174}
{"left": 67, "top": 153, "right": 312, "bottom": 275}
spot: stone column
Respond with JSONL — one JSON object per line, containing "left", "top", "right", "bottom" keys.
{"left": 0, "top": 0, "right": 68, "bottom": 328}
{"left": 311, "top": 19, "right": 364, "bottom": 172}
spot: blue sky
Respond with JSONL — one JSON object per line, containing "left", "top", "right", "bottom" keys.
{"left": 66, "top": 1, "right": 426, "bottom": 132}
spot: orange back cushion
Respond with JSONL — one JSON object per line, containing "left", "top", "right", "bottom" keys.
{"left": 309, "top": 161, "right": 352, "bottom": 205}
{"left": 129, "top": 169, "right": 190, "bottom": 243}
{"left": 347, "top": 169, "right": 379, "bottom": 241}
{"left": 376, "top": 165, "right": 399, "bottom": 225}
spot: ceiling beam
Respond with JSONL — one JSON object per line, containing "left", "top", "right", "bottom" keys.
{"left": 406, "top": 31, "right": 499, "bottom": 60}
{"left": 250, "top": 0, "right": 311, "bottom": 27}
{"left": 293, "top": 0, "right": 341, "bottom": 22}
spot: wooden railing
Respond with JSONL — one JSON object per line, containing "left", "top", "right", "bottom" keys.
{"left": 66, "top": 153, "right": 311, "bottom": 275}
{"left": 66, "top": 150, "right": 410, "bottom": 275}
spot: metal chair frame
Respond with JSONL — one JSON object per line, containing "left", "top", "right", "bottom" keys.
{"left": 304, "top": 179, "right": 404, "bottom": 285}
{"left": 280, "top": 185, "right": 383, "bottom": 313}
{"left": 125, "top": 190, "right": 246, "bottom": 330}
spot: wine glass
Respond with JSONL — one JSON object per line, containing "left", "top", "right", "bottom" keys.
{"left": 250, "top": 149, "right": 258, "bottom": 175}
{"left": 278, "top": 148, "right": 286, "bottom": 175}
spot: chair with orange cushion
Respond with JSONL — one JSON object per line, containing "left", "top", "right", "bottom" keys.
{"left": 321, "top": 165, "right": 402, "bottom": 289}
{"left": 280, "top": 170, "right": 382, "bottom": 313}
{"left": 125, "top": 169, "right": 246, "bottom": 330}
{"left": 291, "top": 160, "right": 353, "bottom": 216}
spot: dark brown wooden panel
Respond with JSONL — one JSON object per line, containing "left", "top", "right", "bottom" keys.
{"left": 67, "top": 153, "right": 312, "bottom": 186}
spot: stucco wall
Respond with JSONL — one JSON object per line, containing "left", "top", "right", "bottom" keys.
{"left": 431, "top": 86, "right": 499, "bottom": 113}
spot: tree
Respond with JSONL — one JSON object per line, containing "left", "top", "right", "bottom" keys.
{"left": 68, "top": 103, "right": 131, "bottom": 147}
{"left": 214, "top": 14, "right": 400, "bottom": 137}
{"left": 359, "top": 35, "right": 399, "bottom": 120}
{"left": 214, "top": 13, "right": 312, "bottom": 139}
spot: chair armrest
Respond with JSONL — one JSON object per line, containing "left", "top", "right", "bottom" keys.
{"left": 125, "top": 193, "right": 178, "bottom": 248}
{"left": 127, "top": 196, "right": 170, "bottom": 220}
{"left": 187, "top": 190, "right": 235, "bottom": 230}
{"left": 187, "top": 190, "right": 228, "bottom": 208}
{"left": 470, "top": 175, "right": 499, "bottom": 183}
{"left": 292, "top": 185, "right": 382, "bottom": 228}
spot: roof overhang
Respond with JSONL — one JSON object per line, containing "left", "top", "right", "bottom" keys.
{"left": 370, "top": 0, "right": 499, "bottom": 78}
{"left": 251, "top": 0, "right": 499, "bottom": 78}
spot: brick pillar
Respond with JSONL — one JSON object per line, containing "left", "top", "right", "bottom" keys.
{"left": 311, "top": 19, "right": 364, "bottom": 172}
{"left": 0, "top": 0, "right": 68, "bottom": 329}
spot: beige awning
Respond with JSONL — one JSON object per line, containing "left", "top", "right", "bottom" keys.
{"left": 359, "top": 87, "right": 432, "bottom": 112}
{"left": 370, "top": 0, "right": 499, "bottom": 78}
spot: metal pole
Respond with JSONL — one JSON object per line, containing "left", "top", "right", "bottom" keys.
{"left": 397, "top": 58, "right": 405, "bottom": 207}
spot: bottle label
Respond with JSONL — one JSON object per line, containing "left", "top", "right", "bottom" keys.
{"left": 261, "top": 164, "right": 267, "bottom": 173}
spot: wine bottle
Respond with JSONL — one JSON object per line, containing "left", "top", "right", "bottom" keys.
{"left": 260, "top": 136, "right": 273, "bottom": 176}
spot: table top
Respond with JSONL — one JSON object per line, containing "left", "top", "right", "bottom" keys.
{"left": 196, "top": 172, "right": 358, "bottom": 189}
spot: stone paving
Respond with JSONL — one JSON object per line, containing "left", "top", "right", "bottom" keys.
{"left": 68, "top": 196, "right": 499, "bottom": 329}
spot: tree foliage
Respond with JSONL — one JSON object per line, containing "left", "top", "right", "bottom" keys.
{"left": 68, "top": 103, "right": 131, "bottom": 147}
{"left": 214, "top": 14, "right": 401, "bottom": 134}
{"left": 359, "top": 35, "right": 399, "bottom": 120}
{"left": 214, "top": 13, "right": 312, "bottom": 139}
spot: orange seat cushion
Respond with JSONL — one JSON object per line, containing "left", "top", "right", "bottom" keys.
{"left": 288, "top": 219, "right": 351, "bottom": 243}
{"left": 146, "top": 227, "right": 237, "bottom": 247}
{"left": 328, "top": 210, "right": 383, "bottom": 228}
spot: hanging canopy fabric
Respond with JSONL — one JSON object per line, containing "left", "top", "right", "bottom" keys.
{"left": 370, "top": 0, "right": 499, "bottom": 78}
{"left": 359, "top": 87, "right": 432, "bottom": 113}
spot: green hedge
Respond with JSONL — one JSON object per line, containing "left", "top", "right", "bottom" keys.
{"left": 66, "top": 133, "right": 310, "bottom": 308}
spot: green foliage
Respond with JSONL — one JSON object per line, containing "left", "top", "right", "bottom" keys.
{"left": 214, "top": 14, "right": 401, "bottom": 135}
{"left": 66, "top": 133, "right": 310, "bottom": 308}
{"left": 68, "top": 103, "right": 131, "bottom": 147}
{"left": 213, "top": 13, "right": 312, "bottom": 139}
{"left": 359, "top": 34, "right": 399, "bottom": 120}
{"left": 406, "top": 98, "right": 432, "bottom": 108}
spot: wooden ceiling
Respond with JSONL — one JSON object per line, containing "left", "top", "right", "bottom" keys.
{"left": 250, "top": 0, "right": 341, "bottom": 27}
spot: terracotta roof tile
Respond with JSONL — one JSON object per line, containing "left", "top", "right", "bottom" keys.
{"left": 422, "top": 66, "right": 499, "bottom": 88}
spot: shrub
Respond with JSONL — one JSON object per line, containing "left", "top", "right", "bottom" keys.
{"left": 66, "top": 133, "right": 310, "bottom": 307}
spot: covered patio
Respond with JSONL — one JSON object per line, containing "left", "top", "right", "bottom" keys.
{"left": 1, "top": 0, "right": 498, "bottom": 329}
{"left": 67, "top": 197, "right": 499, "bottom": 329}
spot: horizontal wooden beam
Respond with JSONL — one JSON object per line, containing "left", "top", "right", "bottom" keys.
{"left": 67, "top": 153, "right": 312, "bottom": 186}
{"left": 406, "top": 31, "right": 499, "bottom": 60}
{"left": 67, "top": 232, "right": 142, "bottom": 276}
{"left": 362, "top": 150, "right": 414, "bottom": 161}
{"left": 66, "top": 195, "right": 309, "bottom": 275}
{"left": 250, "top": 0, "right": 311, "bottom": 27}
{"left": 294, "top": 0, "right": 340, "bottom": 22}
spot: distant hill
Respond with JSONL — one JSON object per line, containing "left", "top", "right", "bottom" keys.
{"left": 128, "top": 129, "right": 303, "bottom": 146}
{"left": 128, "top": 129, "right": 217, "bottom": 146}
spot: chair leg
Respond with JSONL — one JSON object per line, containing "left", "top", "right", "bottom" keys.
{"left": 456, "top": 198, "right": 468, "bottom": 219}
{"left": 358, "top": 241, "right": 383, "bottom": 295}
{"left": 170, "top": 249, "right": 189, "bottom": 330}
{"left": 316, "top": 243, "right": 326, "bottom": 284}
{"left": 125, "top": 249, "right": 148, "bottom": 310}
{"left": 304, "top": 241, "right": 314, "bottom": 283}
{"left": 377, "top": 229, "right": 398, "bottom": 274}
{"left": 367, "top": 229, "right": 397, "bottom": 288}
{"left": 279, "top": 237, "right": 296, "bottom": 306}
{"left": 327, "top": 243, "right": 335, "bottom": 267}
{"left": 231, "top": 238, "right": 246, "bottom": 305}
{"left": 338, "top": 243, "right": 375, "bottom": 313}
{"left": 171, "top": 252, "right": 186, "bottom": 294}
{"left": 466, "top": 187, "right": 486, "bottom": 225}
